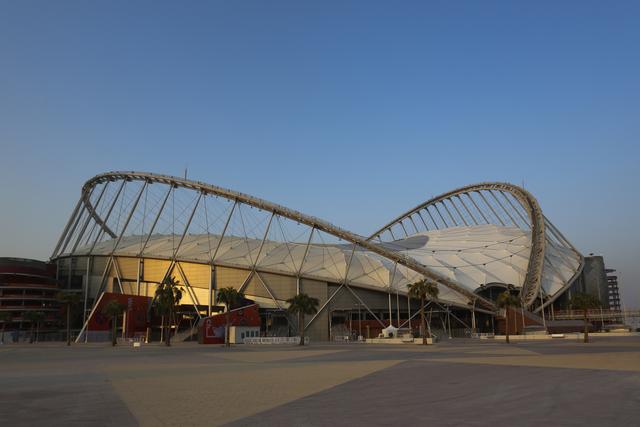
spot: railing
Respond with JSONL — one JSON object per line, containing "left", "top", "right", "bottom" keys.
{"left": 0, "top": 330, "right": 73, "bottom": 343}
{"left": 244, "top": 336, "right": 310, "bottom": 345}
{"left": 553, "top": 309, "right": 640, "bottom": 320}
{"left": 471, "top": 332, "right": 495, "bottom": 338}
{"left": 332, "top": 335, "right": 364, "bottom": 342}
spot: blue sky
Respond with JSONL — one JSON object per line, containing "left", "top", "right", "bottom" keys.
{"left": 1, "top": 1, "right": 639, "bottom": 306}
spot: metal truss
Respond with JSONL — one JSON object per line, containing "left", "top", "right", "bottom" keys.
{"left": 54, "top": 171, "right": 497, "bottom": 310}
{"left": 367, "top": 182, "right": 584, "bottom": 309}
{"left": 53, "top": 173, "right": 583, "bottom": 317}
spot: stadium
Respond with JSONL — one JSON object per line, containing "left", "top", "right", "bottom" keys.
{"left": 50, "top": 171, "right": 586, "bottom": 342}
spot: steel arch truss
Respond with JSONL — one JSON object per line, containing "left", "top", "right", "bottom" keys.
{"left": 52, "top": 173, "right": 582, "bottom": 315}
{"left": 52, "top": 171, "right": 499, "bottom": 312}
{"left": 368, "top": 182, "right": 584, "bottom": 309}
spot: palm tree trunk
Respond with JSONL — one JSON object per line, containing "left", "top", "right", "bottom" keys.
{"left": 505, "top": 308, "right": 510, "bottom": 344}
{"left": 112, "top": 316, "right": 117, "bottom": 346}
{"left": 66, "top": 305, "right": 71, "bottom": 346}
{"left": 584, "top": 311, "right": 589, "bottom": 343}
{"left": 166, "top": 310, "right": 172, "bottom": 347}
{"left": 299, "top": 312, "right": 305, "bottom": 346}
{"left": 225, "top": 311, "right": 230, "bottom": 347}
{"left": 421, "top": 296, "right": 426, "bottom": 345}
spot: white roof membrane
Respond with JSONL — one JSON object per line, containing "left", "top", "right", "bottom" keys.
{"left": 69, "top": 224, "right": 580, "bottom": 307}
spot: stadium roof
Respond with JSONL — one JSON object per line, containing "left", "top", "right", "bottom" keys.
{"left": 53, "top": 171, "right": 584, "bottom": 311}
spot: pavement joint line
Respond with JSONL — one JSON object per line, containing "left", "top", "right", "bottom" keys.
{"left": 413, "top": 351, "right": 640, "bottom": 372}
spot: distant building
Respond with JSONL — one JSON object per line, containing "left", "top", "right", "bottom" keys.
{"left": 556, "top": 254, "right": 624, "bottom": 312}
{"left": 580, "top": 255, "right": 610, "bottom": 308}
{"left": 0, "top": 258, "right": 60, "bottom": 338}
{"left": 606, "top": 268, "right": 621, "bottom": 311}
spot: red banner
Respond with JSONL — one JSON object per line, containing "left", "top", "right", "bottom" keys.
{"left": 199, "top": 304, "right": 261, "bottom": 344}
{"left": 88, "top": 292, "right": 150, "bottom": 338}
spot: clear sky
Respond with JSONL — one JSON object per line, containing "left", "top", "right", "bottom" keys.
{"left": 1, "top": 1, "right": 639, "bottom": 307}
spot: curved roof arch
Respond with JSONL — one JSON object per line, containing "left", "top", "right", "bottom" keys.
{"left": 54, "top": 171, "right": 496, "bottom": 310}
{"left": 52, "top": 172, "right": 583, "bottom": 311}
{"left": 368, "top": 183, "right": 583, "bottom": 309}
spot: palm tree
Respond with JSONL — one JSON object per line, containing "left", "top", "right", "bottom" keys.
{"left": 286, "top": 293, "right": 319, "bottom": 346}
{"left": 569, "top": 293, "right": 601, "bottom": 343}
{"left": 407, "top": 279, "right": 439, "bottom": 345}
{"left": 216, "top": 287, "right": 243, "bottom": 347}
{"left": 154, "top": 276, "right": 183, "bottom": 347}
{"left": 23, "top": 311, "right": 45, "bottom": 344}
{"left": 57, "top": 291, "right": 82, "bottom": 346}
{"left": 103, "top": 300, "right": 126, "bottom": 347}
{"left": 0, "top": 312, "right": 11, "bottom": 344}
{"left": 496, "top": 290, "right": 520, "bottom": 344}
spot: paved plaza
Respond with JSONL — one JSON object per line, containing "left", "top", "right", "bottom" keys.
{"left": 0, "top": 337, "right": 639, "bottom": 426}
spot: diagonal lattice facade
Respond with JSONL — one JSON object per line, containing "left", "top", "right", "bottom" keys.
{"left": 51, "top": 172, "right": 584, "bottom": 341}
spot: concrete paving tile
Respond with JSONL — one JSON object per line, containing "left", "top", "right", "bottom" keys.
{"left": 0, "top": 373, "right": 136, "bottom": 427}
{"left": 1, "top": 338, "right": 639, "bottom": 426}
{"left": 229, "top": 360, "right": 640, "bottom": 427}
{"left": 206, "top": 349, "right": 346, "bottom": 363}
{"left": 423, "top": 351, "right": 640, "bottom": 371}
{"left": 110, "top": 359, "right": 402, "bottom": 426}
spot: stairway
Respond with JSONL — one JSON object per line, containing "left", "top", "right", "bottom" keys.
{"left": 172, "top": 318, "right": 202, "bottom": 342}
{"left": 518, "top": 308, "right": 545, "bottom": 326}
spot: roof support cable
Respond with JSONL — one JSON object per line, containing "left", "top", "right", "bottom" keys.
{"left": 544, "top": 215, "right": 579, "bottom": 252}
{"left": 408, "top": 216, "right": 420, "bottom": 234}
{"left": 456, "top": 194, "right": 479, "bottom": 225}
{"left": 424, "top": 207, "right": 440, "bottom": 230}
{"left": 416, "top": 211, "right": 430, "bottom": 231}
{"left": 466, "top": 192, "right": 489, "bottom": 224}
{"left": 450, "top": 197, "right": 469, "bottom": 227}
{"left": 433, "top": 203, "right": 449, "bottom": 228}
{"left": 304, "top": 244, "right": 357, "bottom": 330}
{"left": 82, "top": 183, "right": 111, "bottom": 248}
{"left": 52, "top": 197, "right": 83, "bottom": 259}
{"left": 210, "top": 201, "right": 237, "bottom": 263}
{"left": 235, "top": 212, "right": 276, "bottom": 296}
{"left": 59, "top": 205, "right": 87, "bottom": 258}
{"left": 399, "top": 221, "right": 410, "bottom": 237}
{"left": 500, "top": 190, "right": 530, "bottom": 228}
{"left": 88, "top": 179, "right": 127, "bottom": 255}
{"left": 478, "top": 190, "right": 506, "bottom": 226}
{"left": 489, "top": 190, "right": 517, "bottom": 227}
{"left": 139, "top": 182, "right": 149, "bottom": 253}
{"left": 138, "top": 184, "right": 173, "bottom": 257}
{"left": 296, "top": 227, "right": 315, "bottom": 278}
{"left": 441, "top": 199, "right": 459, "bottom": 227}
{"left": 203, "top": 195, "right": 213, "bottom": 260}
{"left": 388, "top": 227, "right": 398, "bottom": 241}
{"left": 107, "top": 181, "right": 148, "bottom": 258}
{"left": 62, "top": 186, "right": 103, "bottom": 256}
{"left": 155, "top": 191, "right": 203, "bottom": 302}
